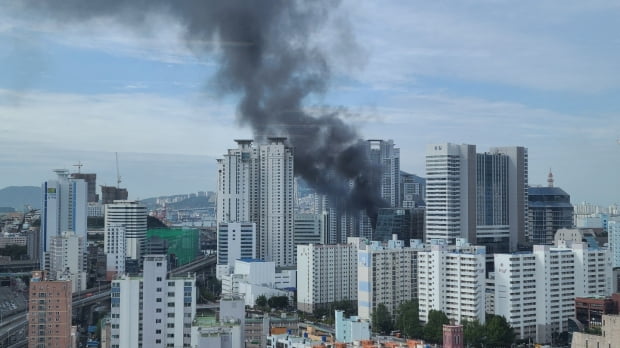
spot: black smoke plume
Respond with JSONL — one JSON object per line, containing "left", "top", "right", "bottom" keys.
{"left": 21, "top": 0, "right": 388, "bottom": 223}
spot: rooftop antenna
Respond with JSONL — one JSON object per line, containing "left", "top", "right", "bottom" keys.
{"left": 115, "top": 152, "right": 122, "bottom": 188}
{"left": 73, "top": 161, "right": 83, "bottom": 174}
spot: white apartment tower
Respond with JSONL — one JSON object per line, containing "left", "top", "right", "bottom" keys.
{"left": 48, "top": 231, "right": 87, "bottom": 292}
{"left": 494, "top": 253, "right": 538, "bottom": 340}
{"left": 258, "top": 137, "right": 295, "bottom": 266}
{"left": 216, "top": 138, "right": 295, "bottom": 267}
{"left": 40, "top": 169, "right": 87, "bottom": 268}
{"left": 216, "top": 140, "right": 257, "bottom": 224}
{"left": 417, "top": 239, "right": 486, "bottom": 324}
{"left": 104, "top": 201, "right": 147, "bottom": 261}
{"left": 494, "top": 238, "right": 612, "bottom": 343}
{"left": 104, "top": 223, "right": 126, "bottom": 280}
{"left": 296, "top": 238, "right": 361, "bottom": 313}
{"left": 110, "top": 255, "right": 196, "bottom": 348}
{"left": 358, "top": 238, "right": 425, "bottom": 321}
{"left": 425, "top": 143, "right": 476, "bottom": 243}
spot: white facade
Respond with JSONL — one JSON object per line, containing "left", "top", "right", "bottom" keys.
{"left": 494, "top": 253, "right": 537, "bottom": 340}
{"left": 258, "top": 139, "right": 295, "bottom": 266}
{"left": 334, "top": 310, "right": 370, "bottom": 343}
{"left": 358, "top": 239, "right": 425, "bottom": 321}
{"left": 105, "top": 201, "right": 147, "bottom": 260}
{"left": 608, "top": 219, "right": 620, "bottom": 268}
{"left": 425, "top": 143, "right": 476, "bottom": 243}
{"left": 532, "top": 244, "right": 577, "bottom": 343}
{"left": 221, "top": 259, "right": 294, "bottom": 306}
{"left": 417, "top": 239, "right": 486, "bottom": 324}
{"left": 88, "top": 202, "right": 104, "bottom": 217}
{"left": 217, "top": 222, "right": 256, "bottom": 278}
{"left": 104, "top": 223, "right": 126, "bottom": 279}
{"left": 41, "top": 169, "right": 88, "bottom": 268}
{"left": 296, "top": 238, "right": 360, "bottom": 313}
{"left": 49, "top": 231, "right": 87, "bottom": 292}
{"left": 191, "top": 298, "right": 245, "bottom": 348}
{"left": 494, "top": 239, "right": 612, "bottom": 343}
{"left": 216, "top": 139, "right": 295, "bottom": 267}
{"left": 110, "top": 255, "right": 196, "bottom": 348}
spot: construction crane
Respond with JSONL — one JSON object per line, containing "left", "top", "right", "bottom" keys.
{"left": 115, "top": 152, "right": 122, "bottom": 188}
{"left": 73, "top": 160, "right": 83, "bottom": 173}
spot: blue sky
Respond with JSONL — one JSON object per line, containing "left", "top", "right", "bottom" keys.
{"left": 0, "top": 1, "right": 619, "bottom": 205}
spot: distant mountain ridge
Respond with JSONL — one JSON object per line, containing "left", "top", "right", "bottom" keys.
{"left": 0, "top": 186, "right": 41, "bottom": 210}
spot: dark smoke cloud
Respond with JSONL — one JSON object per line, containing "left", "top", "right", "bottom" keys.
{"left": 21, "top": 0, "right": 388, "bottom": 221}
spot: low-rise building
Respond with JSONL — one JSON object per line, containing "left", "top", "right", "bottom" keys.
{"left": 571, "top": 314, "right": 620, "bottom": 348}
{"left": 221, "top": 258, "right": 295, "bottom": 306}
{"left": 335, "top": 310, "right": 370, "bottom": 343}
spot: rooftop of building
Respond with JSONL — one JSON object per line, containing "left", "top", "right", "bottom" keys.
{"left": 237, "top": 257, "right": 266, "bottom": 263}
{"left": 528, "top": 186, "right": 570, "bottom": 196}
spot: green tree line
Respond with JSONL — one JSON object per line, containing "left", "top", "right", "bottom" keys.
{"left": 371, "top": 300, "right": 515, "bottom": 347}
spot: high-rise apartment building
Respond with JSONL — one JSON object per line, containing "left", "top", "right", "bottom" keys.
{"left": 216, "top": 222, "right": 256, "bottom": 278}
{"left": 296, "top": 238, "right": 360, "bottom": 313}
{"left": 49, "top": 231, "right": 87, "bottom": 292}
{"left": 216, "top": 140, "right": 257, "bottom": 224}
{"left": 417, "top": 239, "right": 486, "bottom": 324}
{"left": 110, "top": 255, "right": 196, "bottom": 348}
{"left": 494, "top": 237, "right": 612, "bottom": 342}
{"left": 28, "top": 270, "right": 72, "bottom": 348}
{"left": 41, "top": 169, "right": 87, "bottom": 269}
{"left": 216, "top": 138, "right": 295, "bottom": 267}
{"left": 104, "top": 201, "right": 147, "bottom": 261}
{"left": 367, "top": 139, "right": 400, "bottom": 207}
{"left": 258, "top": 138, "right": 295, "bottom": 266}
{"left": 358, "top": 238, "right": 425, "bottom": 321}
{"left": 494, "top": 253, "right": 538, "bottom": 339}
{"left": 105, "top": 223, "right": 126, "bottom": 280}
{"left": 425, "top": 143, "right": 476, "bottom": 243}
{"left": 528, "top": 182, "right": 573, "bottom": 244}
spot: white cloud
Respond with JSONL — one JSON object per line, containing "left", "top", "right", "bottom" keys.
{"left": 0, "top": 89, "right": 249, "bottom": 158}
{"left": 341, "top": 0, "right": 620, "bottom": 92}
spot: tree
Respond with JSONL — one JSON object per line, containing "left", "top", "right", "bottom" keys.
{"left": 485, "top": 314, "right": 515, "bottom": 347}
{"left": 395, "top": 300, "right": 423, "bottom": 338}
{"left": 462, "top": 319, "right": 485, "bottom": 347}
{"left": 423, "top": 310, "right": 449, "bottom": 344}
{"left": 255, "top": 295, "right": 267, "bottom": 308}
{"left": 0, "top": 245, "right": 27, "bottom": 260}
{"left": 267, "top": 295, "right": 289, "bottom": 309}
{"left": 372, "top": 303, "right": 393, "bottom": 334}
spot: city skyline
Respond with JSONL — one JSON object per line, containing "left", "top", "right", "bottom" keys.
{"left": 1, "top": 1, "right": 619, "bottom": 205}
